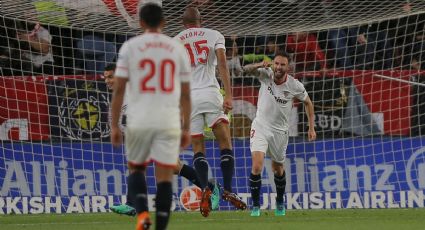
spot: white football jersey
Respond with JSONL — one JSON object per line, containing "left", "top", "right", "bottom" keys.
{"left": 115, "top": 33, "right": 191, "bottom": 129}
{"left": 174, "top": 27, "right": 225, "bottom": 92}
{"left": 254, "top": 68, "right": 308, "bottom": 131}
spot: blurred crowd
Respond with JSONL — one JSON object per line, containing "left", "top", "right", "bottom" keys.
{"left": 0, "top": 2, "right": 424, "bottom": 81}
{"left": 226, "top": 13, "right": 425, "bottom": 84}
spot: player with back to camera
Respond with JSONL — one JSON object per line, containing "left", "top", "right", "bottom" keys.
{"left": 243, "top": 51, "right": 316, "bottom": 217}
{"left": 106, "top": 64, "right": 222, "bottom": 217}
{"left": 111, "top": 3, "right": 191, "bottom": 230}
{"left": 174, "top": 7, "right": 247, "bottom": 218}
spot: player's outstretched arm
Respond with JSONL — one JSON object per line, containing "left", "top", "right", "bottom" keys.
{"left": 216, "top": 48, "right": 233, "bottom": 113}
{"left": 111, "top": 77, "right": 127, "bottom": 147}
{"left": 303, "top": 96, "right": 317, "bottom": 141}
{"left": 180, "top": 82, "right": 191, "bottom": 149}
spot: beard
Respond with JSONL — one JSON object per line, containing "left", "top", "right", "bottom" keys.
{"left": 274, "top": 69, "right": 286, "bottom": 79}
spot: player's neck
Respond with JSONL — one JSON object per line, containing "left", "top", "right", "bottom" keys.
{"left": 185, "top": 24, "right": 201, "bottom": 29}
{"left": 144, "top": 28, "right": 161, "bottom": 33}
{"left": 274, "top": 74, "right": 287, "bottom": 85}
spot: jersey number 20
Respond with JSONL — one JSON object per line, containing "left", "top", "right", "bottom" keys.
{"left": 184, "top": 40, "right": 210, "bottom": 66}
{"left": 139, "top": 59, "right": 175, "bottom": 93}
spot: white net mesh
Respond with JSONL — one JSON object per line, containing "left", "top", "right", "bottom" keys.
{"left": 2, "top": 0, "right": 425, "bottom": 35}
{"left": 1, "top": 0, "right": 425, "bottom": 214}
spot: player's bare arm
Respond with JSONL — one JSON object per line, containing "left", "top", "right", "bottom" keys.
{"left": 216, "top": 48, "right": 233, "bottom": 114}
{"left": 111, "top": 77, "right": 128, "bottom": 147}
{"left": 303, "top": 96, "right": 317, "bottom": 141}
{"left": 180, "top": 82, "right": 192, "bottom": 148}
{"left": 242, "top": 60, "right": 271, "bottom": 75}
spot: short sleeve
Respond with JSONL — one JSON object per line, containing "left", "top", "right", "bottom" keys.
{"left": 294, "top": 79, "right": 308, "bottom": 101}
{"left": 215, "top": 31, "right": 225, "bottom": 50}
{"left": 115, "top": 42, "right": 130, "bottom": 78}
{"left": 257, "top": 67, "right": 273, "bottom": 83}
{"left": 178, "top": 45, "right": 192, "bottom": 83}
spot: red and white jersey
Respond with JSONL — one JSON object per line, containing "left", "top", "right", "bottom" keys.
{"left": 115, "top": 33, "right": 191, "bottom": 129}
{"left": 254, "top": 68, "right": 308, "bottom": 132}
{"left": 174, "top": 27, "right": 225, "bottom": 92}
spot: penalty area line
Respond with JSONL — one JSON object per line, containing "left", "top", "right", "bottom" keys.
{"left": 2, "top": 221, "right": 119, "bottom": 226}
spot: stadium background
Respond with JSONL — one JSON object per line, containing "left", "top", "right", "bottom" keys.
{"left": 1, "top": 0, "right": 425, "bottom": 215}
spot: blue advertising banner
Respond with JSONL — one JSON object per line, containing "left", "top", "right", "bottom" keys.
{"left": 1, "top": 138, "right": 425, "bottom": 214}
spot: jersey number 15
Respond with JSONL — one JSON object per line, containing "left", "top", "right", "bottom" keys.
{"left": 139, "top": 59, "right": 175, "bottom": 93}
{"left": 184, "top": 40, "right": 210, "bottom": 66}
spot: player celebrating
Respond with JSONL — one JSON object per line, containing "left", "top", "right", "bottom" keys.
{"left": 111, "top": 3, "right": 192, "bottom": 230}
{"left": 175, "top": 7, "right": 247, "bottom": 217}
{"left": 243, "top": 52, "right": 316, "bottom": 217}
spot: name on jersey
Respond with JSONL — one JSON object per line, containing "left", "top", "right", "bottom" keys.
{"left": 267, "top": 85, "right": 288, "bottom": 105}
{"left": 139, "top": 41, "right": 175, "bottom": 53}
{"left": 179, "top": 31, "right": 206, "bottom": 41}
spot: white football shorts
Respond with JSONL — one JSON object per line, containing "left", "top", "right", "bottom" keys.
{"left": 125, "top": 127, "right": 181, "bottom": 167}
{"left": 190, "top": 88, "right": 229, "bottom": 136}
{"left": 250, "top": 120, "right": 289, "bottom": 163}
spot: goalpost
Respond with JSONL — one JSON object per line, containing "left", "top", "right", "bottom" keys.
{"left": 1, "top": 0, "right": 425, "bottom": 214}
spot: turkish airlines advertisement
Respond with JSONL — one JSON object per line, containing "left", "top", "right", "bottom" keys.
{"left": 0, "top": 139, "right": 424, "bottom": 214}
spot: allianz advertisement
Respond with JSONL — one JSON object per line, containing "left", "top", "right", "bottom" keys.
{"left": 1, "top": 138, "right": 425, "bottom": 214}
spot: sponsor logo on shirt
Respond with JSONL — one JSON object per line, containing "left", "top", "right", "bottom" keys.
{"left": 267, "top": 85, "right": 288, "bottom": 105}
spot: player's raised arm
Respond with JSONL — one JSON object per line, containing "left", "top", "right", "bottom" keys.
{"left": 242, "top": 61, "right": 265, "bottom": 74}
{"left": 243, "top": 60, "right": 273, "bottom": 80}
{"left": 216, "top": 47, "right": 233, "bottom": 114}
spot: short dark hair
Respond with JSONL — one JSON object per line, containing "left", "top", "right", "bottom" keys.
{"left": 274, "top": 51, "right": 291, "bottom": 62}
{"left": 139, "top": 3, "right": 164, "bottom": 28}
{"left": 104, "top": 63, "right": 116, "bottom": 71}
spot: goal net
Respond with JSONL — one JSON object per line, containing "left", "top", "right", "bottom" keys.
{"left": 1, "top": 0, "right": 425, "bottom": 214}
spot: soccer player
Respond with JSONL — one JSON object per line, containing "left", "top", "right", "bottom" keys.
{"left": 243, "top": 52, "right": 316, "bottom": 217}
{"left": 175, "top": 7, "right": 247, "bottom": 217}
{"left": 111, "top": 3, "right": 192, "bottom": 230}
{"left": 105, "top": 63, "right": 137, "bottom": 216}
{"left": 104, "top": 63, "right": 117, "bottom": 90}
{"left": 105, "top": 63, "right": 221, "bottom": 217}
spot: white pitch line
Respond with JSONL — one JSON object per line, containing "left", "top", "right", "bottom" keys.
{"left": 2, "top": 221, "right": 120, "bottom": 226}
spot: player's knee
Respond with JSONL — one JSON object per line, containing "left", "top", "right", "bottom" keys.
{"left": 218, "top": 140, "right": 232, "bottom": 150}
{"left": 252, "top": 165, "right": 262, "bottom": 175}
{"left": 173, "top": 159, "right": 183, "bottom": 174}
{"left": 271, "top": 162, "right": 284, "bottom": 176}
{"left": 191, "top": 137, "right": 205, "bottom": 153}
{"left": 128, "top": 164, "right": 146, "bottom": 173}
{"left": 173, "top": 167, "right": 180, "bottom": 175}
{"left": 213, "top": 123, "right": 231, "bottom": 144}
{"left": 252, "top": 161, "right": 263, "bottom": 175}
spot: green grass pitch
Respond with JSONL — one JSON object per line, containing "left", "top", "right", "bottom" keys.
{"left": 1, "top": 209, "right": 425, "bottom": 230}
